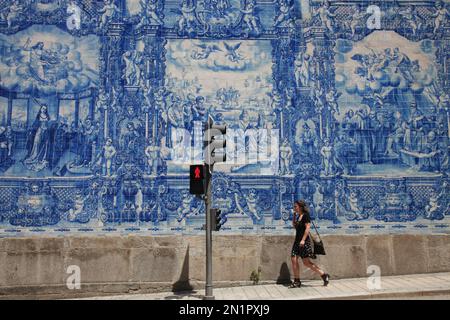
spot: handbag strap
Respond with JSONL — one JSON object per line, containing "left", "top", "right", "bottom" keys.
{"left": 310, "top": 219, "right": 322, "bottom": 242}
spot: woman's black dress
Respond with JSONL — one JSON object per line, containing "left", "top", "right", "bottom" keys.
{"left": 291, "top": 213, "right": 316, "bottom": 259}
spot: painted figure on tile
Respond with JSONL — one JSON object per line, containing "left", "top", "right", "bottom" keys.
{"left": 182, "top": 101, "right": 193, "bottom": 131}
{"left": 140, "top": 199, "right": 157, "bottom": 223}
{"left": 294, "top": 52, "right": 311, "bottom": 87}
{"left": 5, "top": 126, "right": 14, "bottom": 159}
{"left": 122, "top": 201, "right": 137, "bottom": 222}
{"left": 334, "top": 135, "right": 357, "bottom": 175}
{"left": 240, "top": 0, "right": 261, "bottom": 35}
{"left": 353, "top": 108, "right": 372, "bottom": 163}
{"left": 224, "top": 42, "right": 243, "bottom": 63}
{"left": 312, "top": 81, "right": 326, "bottom": 113}
{"left": 216, "top": 0, "right": 231, "bottom": 16}
{"left": 399, "top": 5, "right": 422, "bottom": 36}
{"left": 98, "top": 0, "right": 120, "bottom": 30}
{"left": 145, "top": 142, "right": 160, "bottom": 175}
{"left": 22, "top": 39, "right": 60, "bottom": 84}
{"left": 4, "top": 0, "right": 24, "bottom": 28}
{"left": 239, "top": 109, "right": 252, "bottom": 130}
{"left": 436, "top": 120, "right": 449, "bottom": 172}
{"left": 325, "top": 89, "right": 340, "bottom": 117}
{"left": 435, "top": 93, "right": 449, "bottom": 113}
{"left": 247, "top": 189, "right": 262, "bottom": 220}
{"left": 109, "top": 86, "right": 122, "bottom": 114}
{"left": 177, "top": 0, "right": 197, "bottom": 34}
{"left": 404, "top": 102, "right": 425, "bottom": 153}
{"left": 166, "top": 96, "right": 182, "bottom": 148}
{"left": 320, "top": 138, "right": 334, "bottom": 176}
{"left": 96, "top": 138, "right": 116, "bottom": 176}
{"left": 348, "top": 4, "right": 367, "bottom": 37}
{"left": 155, "top": 87, "right": 168, "bottom": 118}
{"left": 96, "top": 90, "right": 109, "bottom": 114}
{"left": 23, "top": 104, "right": 52, "bottom": 172}
{"left": 66, "top": 190, "right": 89, "bottom": 222}
{"left": 0, "top": 6, "right": 6, "bottom": 23}
{"left": 192, "top": 96, "right": 207, "bottom": 122}
{"left": 285, "top": 88, "right": 295, "bottom": 111}
{"left": 117, "top": 160, "right": 142, "bottom": 181}
{"left": 431, "top": 1, "right": 449, "bottom": 34}
{"left": 346, "top": 191, "right": 365, "bottom": 220}
{"left": 154, "top": 87, "right": 171, "bottom": 146}
{"left": 279, "top": 138, "right": 292, "bottom": 175}
{"left": 191, "top": 43, "right": 222, "bottom": 60}
{"left": 137, "top": 0, "right": 164, "bottom": 28}
{"left": 76, "top": 119, "right": 99, "bottom": 166}
{"left": 274, "top": 0, "right": 294, "bottom": 28}
{"left": 367, "top": 109, "right": 382, "bottom": 161}
{"left": 122, "top": 121, "right": 143, "bottom": 161}
{"left": 425, "top": 192, "right": 445, "bottom": 220}
{"left": 171, "top": 128, "right": 190, "bottom": 163}
{"left": 52, "top": 118, "right": 77, "bottom": 170}
{"left": 422, "top": 131, "right": 440, "bottom": 172}
{"left": 123, "top": 50, "right": 142, "bottom": 86}
{"left": 385, "top": 112, "right": 405, "bottom": 158}
{"left": 176, "top": 190, "right": 201, "bottom": 222}
{"left": 0, "top": 126, "right": 13, "bottom": 168}
{"left": 313, "top": 0, "right": 336, "bottom": 33}
{"left": 438, "top": 181, "right": 450, "bottom": 216}
{"left": 236, "top": 110, "right": 258, "bottom": 166}
{"left": 299, "top": 122, "right": 316, "bottom": 158}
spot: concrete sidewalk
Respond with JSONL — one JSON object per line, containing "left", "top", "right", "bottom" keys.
{"left": 74, "top": 272, "right": 450, "bottom": 300}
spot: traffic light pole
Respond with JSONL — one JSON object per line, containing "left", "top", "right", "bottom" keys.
{"left": 202, "top": 115, "right": 226, "bottom": 300}
{"left": 204, "top": 163, "right": 214, "bottom": 300}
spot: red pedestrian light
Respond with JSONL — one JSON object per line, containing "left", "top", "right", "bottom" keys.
{"left": 194, "top": 166, "right": 201, "bottom": 179}
{"left": 190, "top": 165, "right": 205, "bottom": 195}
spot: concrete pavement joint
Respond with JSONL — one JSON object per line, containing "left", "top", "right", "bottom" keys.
{"left": 2, "top": 272, "right": 447, "bottom": 300}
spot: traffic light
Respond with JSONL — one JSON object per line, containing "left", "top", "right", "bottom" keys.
{"left": 204, "top": 115, "right": 227, "bottom": 166}
{"left": 211, "top": 208, "right": 226, "bottom": 231}
{"left": 189, "top": 164, "right": 205, "bottom": 195}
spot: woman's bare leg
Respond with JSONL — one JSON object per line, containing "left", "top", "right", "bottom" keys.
{"left": 291, "top": 255, "right": 300, "bottom": 280}
{"left": 302, "top": 258, "right": 325, "bottom": 276}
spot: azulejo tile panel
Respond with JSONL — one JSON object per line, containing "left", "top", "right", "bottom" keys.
{"left": 0, "top": 0, "right": 448, "bottom": 237}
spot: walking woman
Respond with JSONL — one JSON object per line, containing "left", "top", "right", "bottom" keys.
{"left": 290, "top": 200, "right": 330, "bottom": 288}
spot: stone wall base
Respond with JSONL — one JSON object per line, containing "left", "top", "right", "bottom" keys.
{"left": 0, "top": 234, "right": 449, "bottom": 299}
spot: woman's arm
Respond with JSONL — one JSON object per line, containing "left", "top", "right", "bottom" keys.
{"left": 300, "top": 223, "right": 311, "bottom": 244}
{"left": 292, "top": 212, "right": 297, "bottom": 227}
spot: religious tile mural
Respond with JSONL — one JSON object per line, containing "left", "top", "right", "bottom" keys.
{"left": 0, "top": 0, "right": 448, "bottom": 237}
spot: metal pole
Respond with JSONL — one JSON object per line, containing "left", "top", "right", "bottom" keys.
{"left": 204, "top": 164, "right": 214, "bottom": 300}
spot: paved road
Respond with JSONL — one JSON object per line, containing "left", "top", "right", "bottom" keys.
{"left": 71, "top": 272, "right": 450, "bottom": 300}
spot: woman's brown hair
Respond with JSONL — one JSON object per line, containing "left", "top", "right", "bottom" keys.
{"left": 295, "top": 200, "right": 310, "bottom": 216}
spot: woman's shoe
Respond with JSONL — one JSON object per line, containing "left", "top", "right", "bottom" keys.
{"left": 321, "top": 273, "right": 330, "bottom": 286}
{"left": 289, "top": 281, "right": 302, "bottom": 288}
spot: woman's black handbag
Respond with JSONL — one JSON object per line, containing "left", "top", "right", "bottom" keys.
{"left": 310, "top": 220, "right": 326, "bottom": 255}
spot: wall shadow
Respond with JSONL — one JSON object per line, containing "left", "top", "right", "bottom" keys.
{"left": 276, "top": 262, "right": 291, "bottom": 284}
{"left": 172, "top": 245, "right": 194, "bottom": 293}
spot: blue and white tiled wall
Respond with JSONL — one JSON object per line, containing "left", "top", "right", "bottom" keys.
{"left": 0, "top": 0, "right": 448, "bottom": 237}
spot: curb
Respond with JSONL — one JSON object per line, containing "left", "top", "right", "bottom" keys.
{"left": 315, "top": 288, "right": 450, "bottom": 300}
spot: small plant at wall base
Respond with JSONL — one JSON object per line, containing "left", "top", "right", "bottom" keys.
{"left": 250, "top": 267, "right": 262, "bottom": 285}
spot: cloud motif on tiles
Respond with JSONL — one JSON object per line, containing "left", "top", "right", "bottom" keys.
{"left": 335, "top": 31, "right": 438, "bottom": 98}
{"left": 167, "top": 39, "right": 270, "bottom": 72}
{"left": 0, "top": 26, "right": 99, "bottom": 95}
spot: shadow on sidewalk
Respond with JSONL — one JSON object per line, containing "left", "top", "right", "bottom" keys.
{"left": 171, "top": 245, "right": 194, "bottom": 294}
{"left": 164, "top": 291, "right": 204, "bottom": 300}
{"left": 276, "top": 263, "right": 291, "bottom": 285}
